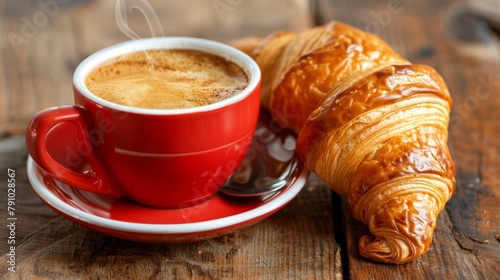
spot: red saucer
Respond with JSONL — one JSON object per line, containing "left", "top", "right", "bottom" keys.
{"left": 28, "top": 157, "right": 308, "bottom": 242}
{"left": 27, "top": 109, "right": 310, "bottom": 242}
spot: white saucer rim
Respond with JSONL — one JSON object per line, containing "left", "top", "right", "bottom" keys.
{"left": 27, "top": 156, "right": 309, "bottom": 234}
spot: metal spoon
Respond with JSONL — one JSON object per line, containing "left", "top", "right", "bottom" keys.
{"left": 220, "top": 132, "right": 299, "bottom": 199}
{"left": 220, "top": 159, "right": 298, "bottom": 198}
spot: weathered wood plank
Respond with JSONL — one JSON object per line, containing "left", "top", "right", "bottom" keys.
{"left": 0, "top": 0, "right": 82, "bottom": 137}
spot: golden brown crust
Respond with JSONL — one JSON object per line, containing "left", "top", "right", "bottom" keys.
{"left": 230, "top": 20, "right": 455, "bottom": 264}
{"left": 297, "top": 65, "right": 453, "bottom": 192}
{"left": 271, "top": 21, "right": 410, "bottom": 133}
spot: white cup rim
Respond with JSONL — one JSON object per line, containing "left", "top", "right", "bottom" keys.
{"left": 73, "top": 37, "right": 261, "bottom": 115}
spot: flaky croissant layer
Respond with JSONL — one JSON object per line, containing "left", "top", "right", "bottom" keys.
{"left": 231, "top": 21, "right": 455, "bottom": 264}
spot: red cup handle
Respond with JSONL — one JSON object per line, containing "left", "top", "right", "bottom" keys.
{"left": 26, "top": 106, "right": 124, "bottom": 198}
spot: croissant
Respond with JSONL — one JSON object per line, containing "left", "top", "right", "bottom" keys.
{"left": 231, "top": 21, "right": 455, "bottom": 264}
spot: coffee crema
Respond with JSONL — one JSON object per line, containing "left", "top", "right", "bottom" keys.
{"left": 85, "top": 49, "right": 249, "bottom": 109}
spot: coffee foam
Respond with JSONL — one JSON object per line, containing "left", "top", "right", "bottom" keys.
{"left": 85, "top": 49, "right": 248, "bottom": 109}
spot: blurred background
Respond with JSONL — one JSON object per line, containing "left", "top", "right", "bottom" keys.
{"left": 1, "top": 0, "right": 499, "bottom": 138}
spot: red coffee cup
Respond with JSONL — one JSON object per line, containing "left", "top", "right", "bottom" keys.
{"left": 26, "top": 37, "right": 261, "bottom": 208}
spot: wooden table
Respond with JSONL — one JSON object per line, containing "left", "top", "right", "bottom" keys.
{"left": 1, "top": 0, "right": 499, "bottom": 279}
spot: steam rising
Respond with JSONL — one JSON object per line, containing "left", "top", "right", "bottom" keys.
{"left": 115, "top": 0, "right": 165, "bottom": 40}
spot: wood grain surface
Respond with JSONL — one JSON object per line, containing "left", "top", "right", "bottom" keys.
{"left": 1, "top": 0, "right": 499, "bottom": 279}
